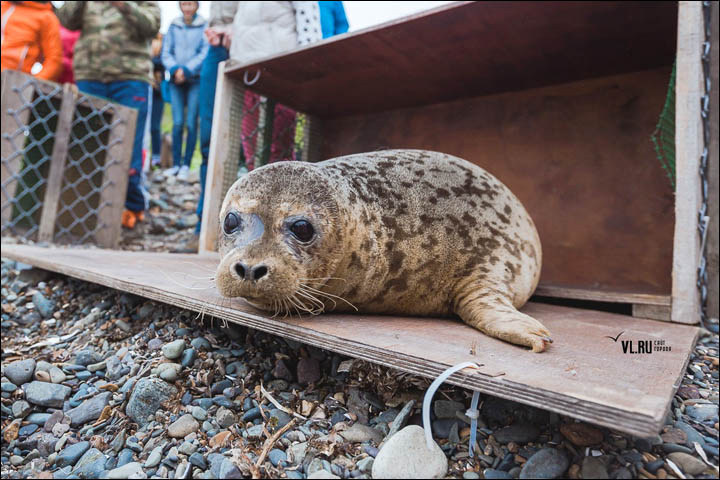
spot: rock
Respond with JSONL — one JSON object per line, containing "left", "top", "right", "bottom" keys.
{"left": 56, "top": 441, "right": 91, "bottom": 468}
{"left": 12, "top": 400, "right": 32, "bottom": 418}
{"left": 107, "top": 461, "right": 145, "bottom": 479}
{"left": 75, "top": 349, "right": 102, "bottom": 367}
{"left": 72, "top": 448, "right": 106, "bottom": 478}
{"left": 126, "top": 378, "right": 177, "bottom": 426}
{"left": 26, "top": 413, "right": 51, "bottom": 425}
{"left": 661, "top": 427, "right": 688, "bottom": 444}
{"left": 519, "top": 448, "right": 569, "bottom": 479}
{"left": 23, "top": 381, "right": 71, "bottom": 407}
{"left": 191, "top": 406, "right": 208, "bottom": 421}
{"left": 241, "top": 407, "right": 262, "bottom": 422}
{"left": 372, "top": 425, "right": 447, "bottom": 479}
{"left": 246, "top": 424, "right": 265, "bottom": 440}
{"left": 1, "top": 381, "right": 17, "bottom": 392}
{"left": 180, "top": 349, "right": 197, "bottom": 368}
{"left": 666, "top": 452, "right": 708, "bottom": 476}
{"left": 483, "top": 469, "right": 512, "bottom": 479}
{"left": 288, "top": 442, "right": 308, "bottom": 464}
{"left": 339, "top": 423, "right": 384, "bottom": 444}
{"left": 268, "top": 449, "right": 287, "bottom": 467}
{"left": 357, "top": 457, "right": 374, "bottom": 473}
{"left": 144, "top": 446, "right": 163, "bottom": 468}
{"left": 347, "top": 388, "right": 371, "bottom": 425}
{"left": 297, "top": 357, "right": 321, "bottom": 385}
{"left": 434, "top": 400, "right": 465, "bottom": 419}
{"left": 168, "top": 414, "right": 199, "bottom": 438}
{"left": 157, "top": 363, "right": 182, "bottom": 382}
{"left": 67, "top": 392, "right": 111, "bottom": 426}
{"left": 386, "top": 400, "right": 416, "bottom": 440}
{"left": 32, "top": 291, "right": 54, "bottom": 318}
{"left": 177, "top": 214, "right": 199, "bottom": 229}
{"left": 5, "top": 358, "right": 36, "bottom": 386}
{"left": 190, "top": 337, "right": 212, "bottom": 351}
{"left": 559, "top": 423, "right": 603, "bottom": 446}
{"left": 189, "top": 452, "right": 207, "bottom": 470}
{"left": 432, "top": 419, "right": 466, "bottom": 439}
{"left": 216, "top": 406, "right": 236, "bottom": 428}
{"left": 307, "top": 472, "right": 339, "bottom": 479}
{"left": 162, "top": 340, "right": 186, "bottom": 360}
{"left": 581, "top": 457, "right": 608, "bottom": 479}
{"left": 494, "top": 424, "right": 540, "bottom": 444}
{"left": 685, "top": 404, "right": 718, "bottom": 422}
{"left": 673, "top": 420, "right": 707, "bottom": 448}
{"left": 268, "top": 409, "right": 291, "bottom": 429}
{"left": 677, "top": 385, "right": 701, "bottom": 399}
{"left": 218, "top": 458, "right": 242, "bottom": 479}
{"left": 3, "top": 419, "right": 20, "bottom": 442}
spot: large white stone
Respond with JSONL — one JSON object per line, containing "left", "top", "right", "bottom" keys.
{"left": 371, "top": 425, "right": 447, "bottom": 479}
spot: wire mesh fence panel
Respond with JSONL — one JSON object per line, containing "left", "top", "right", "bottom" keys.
{"left": 201, "top": 64, "right": 324, "bottom": 252}
{"left": 1, "top": 70, "right": 137, "bottom": 248}
{"left": 1, "top": 73, "right": 62, "bottom": 239}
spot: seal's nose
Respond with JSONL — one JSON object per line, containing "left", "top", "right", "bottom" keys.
{"left": 234, "top": 262, "right": 268, "bottom": 282}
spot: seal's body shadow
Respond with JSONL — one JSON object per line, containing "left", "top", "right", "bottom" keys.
{"left": 215, "top": 150, "right": 552, "bottom": 352}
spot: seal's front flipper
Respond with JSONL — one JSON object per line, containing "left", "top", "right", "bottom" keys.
{"left": 455, "top": 295, "right": 552, "bottom": 353}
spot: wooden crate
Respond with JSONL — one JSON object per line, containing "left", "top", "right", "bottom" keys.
{"left": 1, "top": 70, "right": 137, "bottom": 248}
{"left": 201, "top": 1, "right": 717, "bottom": 325}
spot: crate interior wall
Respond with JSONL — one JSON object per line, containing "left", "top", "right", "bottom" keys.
{"left": 1, "top": 71, "right": 137, "bottom": 248}
{"left": 202, "top": 1, "right": 708, "bottom": 324}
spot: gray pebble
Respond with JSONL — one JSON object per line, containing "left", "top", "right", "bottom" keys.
{"left": 32, "top": 291, "right": 54, "bottom": 318}
{"left": 5, "top": 359, "right": 36, "bottom": 386}
{"left": 67, "top": 392, "right": 111, "bottom": 427}
{"left": 56, "top": 441, "right": 91, "bottom": 468}
{"left": 494, "top": 424, "right": 540, "bottom": 444}
{"left": 163, "top": 339, "right": 186, "bottom": 360}
{"left": 519, "top": 448, "right": 568, "bottom": 479}
{"left": 126, "top": 377, "right": 177, "bottom": 426}
{"left": 23, "top": 381, "right": 71, "bottom": 407}
{"left": 190, "top": 337, "right": 212, "bottom": 351}
{"left": 12, "top": 400, "right": 32, "bottom": 419}
{"left": 189, "top": 452, "right": 207, "bottom": 470}
{"left": 181, "top": 348, "right": 197, "bottom": 368}
{"left": 191, "top": 406, "right": 207, "bottom": 421}
{"left": 268, "top": 449, "right": 287, "bottom": 467}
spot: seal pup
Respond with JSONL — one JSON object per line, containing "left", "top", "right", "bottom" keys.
{"left": 215, "top": 150, "right": 552, "bottom": 352}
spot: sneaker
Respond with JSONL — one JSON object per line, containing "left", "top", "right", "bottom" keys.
{"left": 121, "top": 209, "right": 137, "bottom": 229}
{"left": 177, "top": 165, "right": 189, "bottom": 181}
{"left": 164, "top": 166, "right": 179, "bottom": 177}
{"left": 135, "top": 211, "right": 145, "bottom": 223}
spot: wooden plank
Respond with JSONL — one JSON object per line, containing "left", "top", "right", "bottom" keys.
{"left": 1, "top": 70, "right": 32, "bottom": 227}
{"left": 322, "top": 70, "right": 675, "bottom": 298}
{"left": 38, "top": 84, "right": 77, "bottom": 242}
{"left": 708, "top": 0, "right": 719, "bottom": 320}
{"left": 672, "top": 2, "right": 704, "bottom": 324}
{"left": 0, "top": 244, "right": 699, "bottom": 438}
{"left": 536, "top": 286, "right": 671, "bottom": 307}
{"left": 633, "top": 304, "right": 672, "bottom": 322}
{"left": 94, "top": 105, "right": 136, "bottom": 248}
{"left": 200, "top": 61, "right": 234, "bottom": 253}
{"left": 224, "top": 2, "right": 676, "bottom": 117}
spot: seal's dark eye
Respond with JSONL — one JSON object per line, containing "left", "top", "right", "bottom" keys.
{"left": 290, "top": 220, "right": 314, "bottom": 242}
{"left": 223, "top": 212, "right": 241, "bottom": 234}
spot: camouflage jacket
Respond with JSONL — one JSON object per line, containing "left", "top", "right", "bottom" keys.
{"left": 57, "top": 1, "right": 160, "bottom": 84}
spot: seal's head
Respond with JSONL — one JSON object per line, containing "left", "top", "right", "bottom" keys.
{"left": 215, "top": 162, "right": 345, "bottom": 313}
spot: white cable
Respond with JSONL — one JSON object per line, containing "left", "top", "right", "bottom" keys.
{"left": 422, "top": 362, "right": 481, "bottom": 450}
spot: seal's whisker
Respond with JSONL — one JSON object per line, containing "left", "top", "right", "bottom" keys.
{"left": 298, "top": 285, "right": 335, "bottom": 310}
{"left": 298, "top": 276, "right": 347, "bottom": 283}
{"left": 295, "top": 288, "right": 326, "bottom": 311}
{"left": 161, "top": 270, "right": 215, "bottom": 291}
{"left": 290, "top": 293, "right": 322, "bottom": 316}
{"left": 300, "top": 285, "right": 358, "bottom": 311}
{"left": 175, "top": 261, "right": 218, "bottom": 273}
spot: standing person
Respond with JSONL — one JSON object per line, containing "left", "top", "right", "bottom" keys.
{"left": 191, "top": 1, "right": 234, "bottom": 249}
{"left": 57, "top": 26, "right": 80, "bottom": 84}
{"left": 57, "top": 1, "right": 160, "bottom": 230}
{"left": 150, "top": 32, "right": 166, "bottom": 168}
{"left": 162, "top": 1, "right": 208, "bottom": 182}
{"left": 1, "top": 0, "right": 62, "bottom": 81}
{"left": 233, "top": 2, "right": 322, "bottom": 170}
{"left": 319, "top": 1, "right": 348, "bottom": 38}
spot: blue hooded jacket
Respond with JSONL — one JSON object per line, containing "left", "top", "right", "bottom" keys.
{"left": 162, "top": 14, "right": 209, "bottom": 82}
{"left": 319, "top": 1, "right": 349, "bottom": 38}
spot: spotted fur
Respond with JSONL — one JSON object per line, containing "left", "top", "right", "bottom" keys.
{"left": 216, "top": 150, "right": 551, "bottom": 352}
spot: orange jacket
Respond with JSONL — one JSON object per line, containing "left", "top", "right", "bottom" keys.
{"left": 1, "top": 1, "right": 62, "bottom": 81}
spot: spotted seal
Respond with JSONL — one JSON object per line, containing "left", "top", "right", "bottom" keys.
{"left": 215, "top": 150, "right": 552, "bottom": 352}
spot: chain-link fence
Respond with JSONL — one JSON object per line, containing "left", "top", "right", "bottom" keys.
{"left": 1, "top": 70, "right": 137, "bottom": 248}
{"left": 219, "top": 86, "right": 323, "bottom": 198}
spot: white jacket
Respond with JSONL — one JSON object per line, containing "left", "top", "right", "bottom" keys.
{"left": 230, "top": 1, "right": 321, "bottom": 66}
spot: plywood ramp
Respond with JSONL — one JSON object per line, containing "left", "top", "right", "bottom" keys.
{"left": 1, "top": 244, "right": 698, "bottom": 437}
